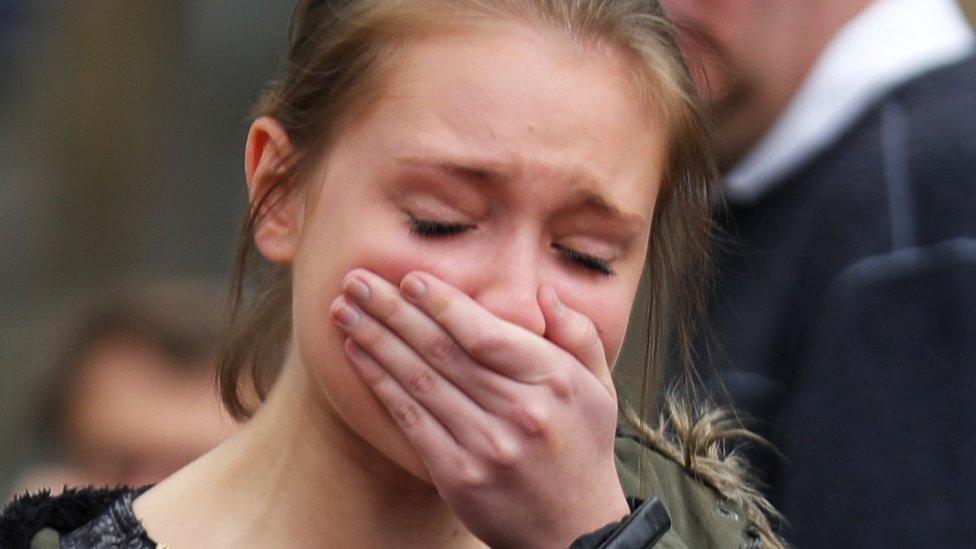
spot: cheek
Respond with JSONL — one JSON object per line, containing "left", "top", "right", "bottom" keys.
{"left": 289, "top": 198, "right": 421, "bottom": 386}
{"left": 597, "top": 303, "right": 632, "bottom": 367}
{"left": 560, "top": 284, "right": 637, "bottom": 368}
{"left": 287, "top": 200, "right": 486, "bottom": 478}
{"left": 289, "top": 212, "right": 441, "bottom": 480}
{"left": 289, "top": 196, "right": 473, "bottom": 372}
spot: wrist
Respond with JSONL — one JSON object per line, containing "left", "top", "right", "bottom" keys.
{"left": 569, "top": 497, "right": 672, "bottom": 549}
{"left": 548, "top": 486, "right": 629, "bottom": 549}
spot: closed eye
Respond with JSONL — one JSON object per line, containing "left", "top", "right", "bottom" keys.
{"left": 553, "top": 244, "right": 615, "bottom": 276}
{"left": 408, "top": 216, "right": 473, "bottom": 237}
{"left": 409, "top": 216, "right": 615, "bottom": 276}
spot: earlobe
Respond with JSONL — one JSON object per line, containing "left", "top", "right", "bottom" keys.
{"left": 245, "top": 117, "right": 303, "bottom": 265}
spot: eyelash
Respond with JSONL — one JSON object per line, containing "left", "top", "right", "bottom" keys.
{"left": 552, "top": 245, "right": 614, "bottom": 276}
{"left": 409, "top": 217, "right": 472, "bottom": 238}
{"left": 408, "top": 217, "right": 615, "bottom": 277}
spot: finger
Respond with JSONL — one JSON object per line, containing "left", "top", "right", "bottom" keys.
{"left": 538, "top": 285, "right": 614, "bottom": 395}
{"left": 330, "top": 295, "right": 494, "bottom": 440}
{"left": 398, "top": 271, "right": 554, "bottom": 381}
{"left": 342, "top": 337, "right": 463, "bottom": 473}
{"left": 340, "top": 269, "right": 515, "bottom": 411}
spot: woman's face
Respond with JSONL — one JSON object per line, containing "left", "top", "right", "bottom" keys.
{"left": 271, "top": 23, "right": 665, "bottom": 480}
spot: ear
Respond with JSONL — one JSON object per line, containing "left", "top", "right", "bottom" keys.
{"left": 245, "top": 117, "right": 303, "bottom": 265}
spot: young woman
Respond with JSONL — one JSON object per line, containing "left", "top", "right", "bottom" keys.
{"left": 3, "top": 1, "right": 782, "bottom": 547}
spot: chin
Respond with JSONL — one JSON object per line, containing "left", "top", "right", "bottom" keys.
{"left": 304, "top": 335, "right": 436, "bottom": 486}
{"left": 379, "top": 432, "right": 434, "bottom": 484}
{"left": 349, "top": 395, "right": 435, "bottom": 484}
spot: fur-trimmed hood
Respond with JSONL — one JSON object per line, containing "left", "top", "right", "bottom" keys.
{"left": 617, "top": 397, "right": 787, "bottom": 548}
{"left": 0, "top": 486, "right": 136, "bottom": 549}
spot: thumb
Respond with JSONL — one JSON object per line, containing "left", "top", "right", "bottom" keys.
{"left": 538, "top": 285, "right": 614, "bottom": 395}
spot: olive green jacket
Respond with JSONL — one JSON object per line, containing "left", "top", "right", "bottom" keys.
{"left": 613, "top": 434, "right": 764, "bottom": 548}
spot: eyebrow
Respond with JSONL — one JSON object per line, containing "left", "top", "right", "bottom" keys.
{"left": 396, "top": 156, "right": 648, "bottom": 229}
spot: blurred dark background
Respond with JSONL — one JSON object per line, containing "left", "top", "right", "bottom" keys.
{"left": 0, "top": 0, "right": 295, "bottom": 494}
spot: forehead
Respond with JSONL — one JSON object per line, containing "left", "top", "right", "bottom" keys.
{"left": 343, "top": 22, "right": 665, "bottom": 215}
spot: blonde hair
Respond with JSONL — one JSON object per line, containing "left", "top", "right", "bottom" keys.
{"left": 219, "top": 1, "right": 782, "bottom": 545}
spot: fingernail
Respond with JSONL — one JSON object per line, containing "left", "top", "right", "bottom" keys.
{"left": 331, "top": 301, "right": 360, "bottom": 328}
{"left": 345, "top": 277, "right": 370, "bottom": 303}
{"left": 401, "top": 275, "right": 426, "bottom": 301}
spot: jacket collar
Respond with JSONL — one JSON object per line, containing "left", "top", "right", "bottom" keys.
{"left": 725, "top": 0, "right": 976, "bottom": 204}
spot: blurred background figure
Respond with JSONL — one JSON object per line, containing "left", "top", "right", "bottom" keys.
{"left": 651, "top": 0, "right": 976, "bottom": 546}
{"left": 9, "top": 280, "right": 236, "bottom": 495}
{"left": 0, "top": 1, "right": 294, "bottom": 495}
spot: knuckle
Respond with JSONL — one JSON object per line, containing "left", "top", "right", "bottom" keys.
{"left": 511, "top": 402, "right": 552, "bottom": 437}
{"left": 467, "top": 328, "right": 507, "bottom": 362}
{"left": 392, "top": 402, "right": 421, "bottom": 428}
{"left": 356, "top": 318, "right": 384, "bottom": 348}
{"left": 404, "top": 366, "right": 437, "bottom": 396}
{"left": 453, "top": 456, "right": 487, "bottom": 489}
{"left": 381, "top": 295, "right": 404, "bottom": 323}
{"left": 424, "top": 333, "right": 464, "bottom": 365}
{"left": 428, "top": 294, "right": 451, "bottom": 321}
{"left": 484, "top": 433, "right": 520, "bottom": 468}
{"left": 546, "top": 370, "right": 575, "bottom": 400}
{"left": 360, "top": 326, "right": 384, "bottom": 351}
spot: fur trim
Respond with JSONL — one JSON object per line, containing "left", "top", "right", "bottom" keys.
{"left": 623, "top": 397, "right": 788, "bottom": 549}
{"left": 0, "top": 485, "right": 134, "bottom": 549}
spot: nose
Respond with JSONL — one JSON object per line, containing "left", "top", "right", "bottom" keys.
{"left": 469, "top": 243, "right": 547, "bottom": 337}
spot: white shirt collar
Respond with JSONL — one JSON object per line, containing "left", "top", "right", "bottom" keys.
{"left": 725, "top": 0, "right": 975, "bottom": 204}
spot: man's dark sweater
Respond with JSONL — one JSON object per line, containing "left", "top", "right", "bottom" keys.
{"left": 710, "top": 54, "right": 976, "bottom": 547}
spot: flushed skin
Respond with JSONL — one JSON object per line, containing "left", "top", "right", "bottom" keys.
{"left": 278, "top": 24, "right": 662, "bottom": 486}
{"left": 133, "top": 22, "right": 664, "bottom": 549}
{"left": 271, "top": 25, "right": 661, "bottom": 546}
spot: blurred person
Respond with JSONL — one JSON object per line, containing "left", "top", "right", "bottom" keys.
{"left": 0, "top": 0, "right": 295, "bottom": 492}
{"left": 2, "top": 1, "right": 784, "bottom": 547}
{"left": 9, "top": 280, "right": 236, "bottom": 494}
{"left": 659, "top": 0, "right": 976, "bottom": 546}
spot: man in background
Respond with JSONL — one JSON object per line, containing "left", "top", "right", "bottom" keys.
{"left": 657, "top": 0, "right": 976, "bottom": 546}
{"left": 10, "top": 280, "right": 236, "bottom": 495}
